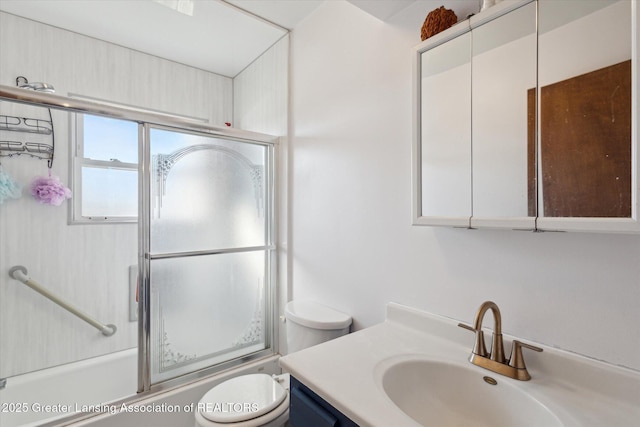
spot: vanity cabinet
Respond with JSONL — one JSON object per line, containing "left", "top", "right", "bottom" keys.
{"left": 289, "top": 376, "right": 358, "bottom": 427}
{"left": 412, "top": 0, "right": 640, "bottom": 233}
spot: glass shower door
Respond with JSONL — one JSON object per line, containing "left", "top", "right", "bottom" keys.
{"left": 145, "top": 126, "right": 274, "bottom": 385}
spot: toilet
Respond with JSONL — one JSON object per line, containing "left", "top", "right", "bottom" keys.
{"left": 195, "top": 300, "right": 352, "bottom": 427}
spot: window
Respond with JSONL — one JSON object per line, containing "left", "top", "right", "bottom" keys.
{"left": 71, "top": 114, "right": 139, "bottom": 223}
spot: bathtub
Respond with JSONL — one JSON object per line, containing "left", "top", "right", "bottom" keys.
{"left": 0, "top": 348, "right": 138, "bottom": 427}
{"left": 70, "top": 355, "right": 281, "bottom": 427}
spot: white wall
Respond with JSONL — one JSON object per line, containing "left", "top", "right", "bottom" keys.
{"left": 289, "top": 0, "right": 640, "bottom": 371}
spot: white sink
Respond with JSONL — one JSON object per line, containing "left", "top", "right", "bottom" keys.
{"left": 376, "top": 355, "right": 562, "bottom": 427}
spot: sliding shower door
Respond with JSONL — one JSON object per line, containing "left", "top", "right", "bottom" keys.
{"left": 143, "top": 126, "right": 275, "bottom": 386}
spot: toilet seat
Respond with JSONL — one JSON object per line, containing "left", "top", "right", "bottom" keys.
{"left": 196, "top": 374, "right": 289, "bottom": 427}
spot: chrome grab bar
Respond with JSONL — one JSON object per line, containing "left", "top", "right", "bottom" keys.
{"left": 8, "top": 265, "right": 117, "bottom": 336}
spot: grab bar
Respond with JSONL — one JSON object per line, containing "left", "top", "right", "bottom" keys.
{"left": 8, "top": 266, "right": 117, "bottom": 336}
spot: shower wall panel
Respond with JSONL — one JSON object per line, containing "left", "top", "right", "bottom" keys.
{"left": 233, "top": 35, "right": 288, "bottom": 136}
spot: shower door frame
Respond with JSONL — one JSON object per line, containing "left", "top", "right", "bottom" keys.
{"left": 139, "top": 122, "right": 279, "bottom": 392}
{"left": 0, "top": 84, "right": 280, "bottom": 397}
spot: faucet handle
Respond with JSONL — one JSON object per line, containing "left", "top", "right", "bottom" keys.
{"left": 458, "top": 322, "right": 488, "bottom": 357}
{"left": 457, "top": 322, "right": 475, "bottom": 333}
{"left": 509, "top": 340, "right": 543, "bottom": 370}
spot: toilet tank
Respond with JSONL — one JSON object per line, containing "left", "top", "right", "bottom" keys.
{"left": 285, "top": 300, "right": 352, "bottom": 354}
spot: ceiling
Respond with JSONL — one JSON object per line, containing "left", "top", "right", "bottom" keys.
{"left": 0, "top": 0, "right": 466, "bottom": 78}
{"left": 0, "top": 0, "right": 323, "bottom": 77}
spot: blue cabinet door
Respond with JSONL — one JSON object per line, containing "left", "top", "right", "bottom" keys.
{"left": 289, "top": 376, "right": 359, "bottom": 427}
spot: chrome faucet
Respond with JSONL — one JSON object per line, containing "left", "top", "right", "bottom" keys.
{"left": 459, "top": 301, "right": 542, "bottom": 381}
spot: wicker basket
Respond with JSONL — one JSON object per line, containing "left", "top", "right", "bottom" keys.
{"left": 421, "top": 6, "right": 458, "bottom": 41}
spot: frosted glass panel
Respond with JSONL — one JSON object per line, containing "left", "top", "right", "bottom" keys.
{"left": 150, "top": 251, "right": 267, "bottom": 383}
{"left": 150, "top": 128, "right": 267, "bottom": 254}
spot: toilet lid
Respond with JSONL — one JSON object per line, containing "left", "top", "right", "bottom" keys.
{"left": 199, "top": 374, "right": 287, "bottom": 423}
{"left": 285, "top": 300, "right": 352, "bottom": 330}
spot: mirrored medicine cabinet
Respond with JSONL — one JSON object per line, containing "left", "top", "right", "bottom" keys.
{"left": 412, "top": 0, "right": 640, "bottom": 233}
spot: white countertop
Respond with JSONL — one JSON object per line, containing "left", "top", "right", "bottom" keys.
{"left": 279, "top": 303, "right": 640, "bottom": 427}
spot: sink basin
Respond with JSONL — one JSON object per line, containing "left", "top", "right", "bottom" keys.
{"left": 376, "top": 355, "right": 562, "bottom": 427}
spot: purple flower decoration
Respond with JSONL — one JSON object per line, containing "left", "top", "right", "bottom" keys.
{"left": 31, "top": 174, "right": 72, "bottom": 206}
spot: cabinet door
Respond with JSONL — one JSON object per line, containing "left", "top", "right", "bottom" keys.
{"left": 290, "top": 376, "right": 358, "bottom": 427}
{"left": 413, "top": 28, "right": 472, "bottom": 227}
{"left": 537, "top": 0, "right": 639, "bottom": 233}
{"left": 470, "top": 1, "right": 537, "bottom": 230}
